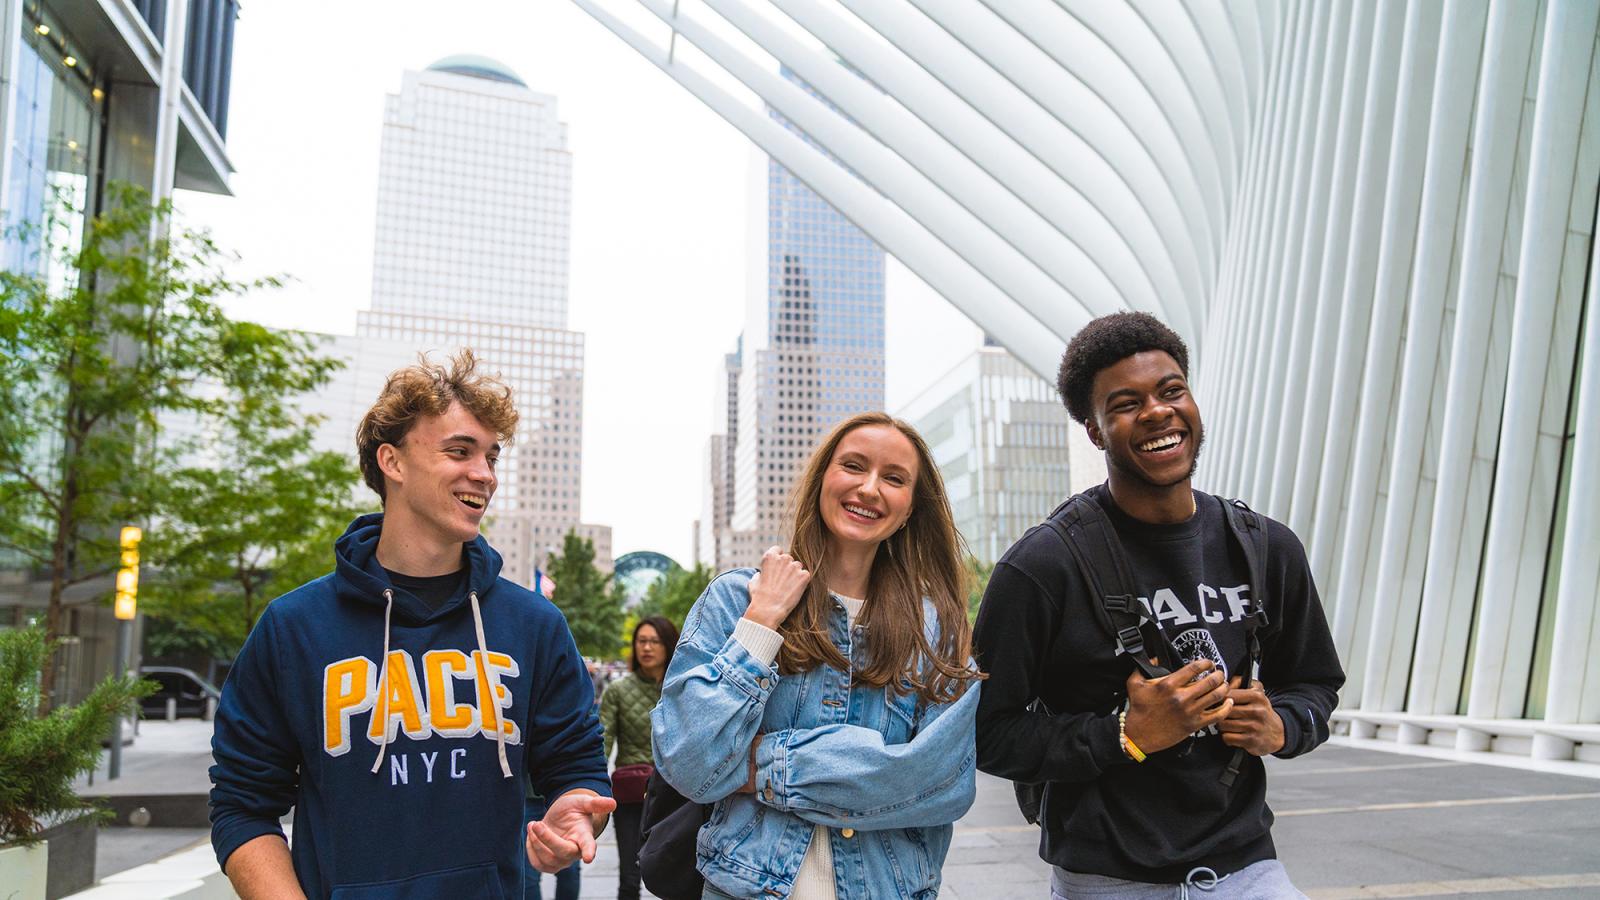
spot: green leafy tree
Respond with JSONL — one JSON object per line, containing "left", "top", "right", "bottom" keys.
{"left": 966, "top": 556, "right": 994, "bottom": 623}
{"left": 545, "top": 531, "right": 625, "bottom": 659}
{"left": 0, "top": 627, "right": 154, "bottom": 844}
{"left": 141, "top": 389, "right": 362, "bottom": 660}
{"left": 635, "top": 562, "right": 714, "bottom": 630}
{"left": 0, "top": 183, "right": 336, "bottom": 703}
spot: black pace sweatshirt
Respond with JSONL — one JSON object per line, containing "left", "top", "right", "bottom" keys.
{"left": 972, "top": 485, "right": 1344, "bottom": 884}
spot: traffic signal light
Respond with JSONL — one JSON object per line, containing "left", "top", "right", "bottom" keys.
{"left": 115, "top": 525, "right": 141, "bottom": 620}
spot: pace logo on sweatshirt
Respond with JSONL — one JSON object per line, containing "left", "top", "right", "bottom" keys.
{"left": 322, "top": 649, "right": 521, "bottom": 757}
{"left": 1112, "top": 582, "right": 1254, "bottom": 678}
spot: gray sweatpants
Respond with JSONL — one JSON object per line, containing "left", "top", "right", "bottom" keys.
{"left": 1050, "top": 859, "right": 1307, "bottom": 899}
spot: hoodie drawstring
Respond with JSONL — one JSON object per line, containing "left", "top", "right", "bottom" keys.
{"left": 471, "top": 590, "right": 513, "bottom": 778}
{"left": 370, "top": 589, "right": 395, "bottom": 775}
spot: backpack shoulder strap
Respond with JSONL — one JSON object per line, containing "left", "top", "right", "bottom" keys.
{"left": 1217, "top": 495, "right": 1272, "bottom": 671}
{"left": 1216, "top": 495, "right": 1271, "bottom": 788}
{"left": 1045, "top": 493, "right": 1173, "bottom": 679}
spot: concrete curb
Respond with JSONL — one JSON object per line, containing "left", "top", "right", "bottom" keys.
{"left": 62, "top": 841, "right": 233, "bottom": 900}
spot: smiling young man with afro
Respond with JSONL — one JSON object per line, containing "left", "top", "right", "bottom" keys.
{"left": 973, "top": 312, "right": 1344, "bottom": 899}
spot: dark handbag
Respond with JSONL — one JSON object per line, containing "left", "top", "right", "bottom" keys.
{"left": 611, "top": 763, "right": 654, "bottom": 806}
{"left": 638, "top": 769, "right": 711, "bottom": 900}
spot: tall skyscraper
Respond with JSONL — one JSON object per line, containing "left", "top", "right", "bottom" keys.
{"left": 704, "top": 70, "right": 886, "bottom": 570}
{"left": 366, "top": 56, "right": 571, "bottom": 329}
{"left": 696, "top": 342, "right": 742, "bottom": 568}
{"left": 340, "top": 56, "right": 609, "bottom": 580}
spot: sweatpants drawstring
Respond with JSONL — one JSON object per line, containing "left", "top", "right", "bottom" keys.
{"left": 1179, "top": 866, "right": 1226, "bottom": 899}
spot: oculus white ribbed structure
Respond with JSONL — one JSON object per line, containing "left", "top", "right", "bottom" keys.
{"left": 575, "top": 0, "right": 1600, "bottom": 770}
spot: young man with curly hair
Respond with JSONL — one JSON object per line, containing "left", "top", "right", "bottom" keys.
{"left": 974, "top": 312, "right": 1344, "bottom": 899}
{"left": 209, "top": 350, "right": 614, "bottom": 899}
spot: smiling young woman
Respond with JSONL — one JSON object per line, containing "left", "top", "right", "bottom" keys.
{"left": 775, "top": 413, "right": 978, "bottom": 704}
{"left": 651, "top": 411, "right": 984, "bottom": 900}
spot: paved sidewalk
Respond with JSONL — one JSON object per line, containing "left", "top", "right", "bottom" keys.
{"left": 551, "top": 742, "right": 1600, "bottom": 899}
{"left": 76, "top": 719, "right": 217, "bottom": 796}
{"left": 936, "top": 744, "right": 1600, "bottom": 900}
{"left": 76, "top": 723, "right": 1600, "bottom": 899}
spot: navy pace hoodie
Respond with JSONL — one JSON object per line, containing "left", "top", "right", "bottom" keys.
{"left": 209, "top": 513, "right": 611, "bottom": 899}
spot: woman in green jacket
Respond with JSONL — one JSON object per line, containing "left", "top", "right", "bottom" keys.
{"left": 600, "top": 615, "right": 678, "bottom": 900}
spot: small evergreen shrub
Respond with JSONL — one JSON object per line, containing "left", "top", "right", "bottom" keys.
{"left": 0, "top": 627, "right": 154, "bottom": 845}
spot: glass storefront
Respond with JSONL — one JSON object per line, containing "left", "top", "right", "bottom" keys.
{"left": 0, "top": 9, "right": 102, "bottom": 587}
{"left": 4, "top": 6, "right": 100, "bottom": 284}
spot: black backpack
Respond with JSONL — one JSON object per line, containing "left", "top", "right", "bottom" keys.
{"left": 638, "top": 768, "right": 711, "bottom": 900}
{"left": 1013, "top": 491, "right": 1272, "bottom": 824}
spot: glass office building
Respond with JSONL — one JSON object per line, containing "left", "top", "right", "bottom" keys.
{"left": 706, "top": 69, "right": 886, "bottom": 570}
{"left": 0, "top": 0, "right": 239, "bottom": 704}
{"left": 900, "top": 346, "right": 1078, "bottom": 565}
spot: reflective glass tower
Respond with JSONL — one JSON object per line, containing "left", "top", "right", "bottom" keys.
{"left": 717, "top": 69, "right": 885, "bottom": 567}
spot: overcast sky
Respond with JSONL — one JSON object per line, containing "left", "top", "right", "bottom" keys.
{"left": 178, "top": 0, "right": 982, "bottom": 564}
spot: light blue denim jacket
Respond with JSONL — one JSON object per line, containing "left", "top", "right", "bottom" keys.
{"left": 651, "top": 568, "right": 979, "bottom": 900}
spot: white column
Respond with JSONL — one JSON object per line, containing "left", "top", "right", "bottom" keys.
{"left": 896, "top": 1, "right": 1208, "bottom": 323}
{"left": 1286, "top": 0, "right": 1376, "bottom": 531}
{"left": 1171, "top": 0, "right": 1254, "bottom": 157}
{"left": 1223, "top": 0, "right": 1323, "bottom": 496}
{"left": 1359, "top": 0, "right": 1493, "bottom": 713}
{"left": 1406, "top": 0, "right": 1538, "bottom": 716}
{"left": 1545, "top": 234, "right": 1600, "bottom": 725}
{"left": 639, "top": 0, "right": 1096, "bottom": 345}
{"left": 1468, "top": 0, "right": 1600, "bottom": 720}
{"left": 982, "top": 0, "right": 1221, "bottom": 285}
{"left": 1241, "top": 1, "right": 1340, "bottom": 509}
{"left": 1297, "top": 0, "right": 1408, "bottom": 580}
{"left": 1260, "top": 0, "right": 1363, "bottom": 515}
{"left": 151, "top": 0, "right": 189, "bottom": 203}
{"left": 1326, "top": 0, "right": 1443, "bottom": 682}
{"left": 1210, "top": 1, "right": 1301, "bottom": 497}
{"left": 1061, "top": 0, "right": 1234, "bottom": 221}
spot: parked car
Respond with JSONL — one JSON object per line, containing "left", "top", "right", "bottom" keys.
{"left": 139, "top": 666, "right": 222, "bottom": 720}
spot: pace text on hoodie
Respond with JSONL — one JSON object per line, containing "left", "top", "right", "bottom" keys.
{"left": 209, "top": 513, "right": 611, "bottom": 899}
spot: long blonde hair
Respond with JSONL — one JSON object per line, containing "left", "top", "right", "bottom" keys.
{"left": 775, "top": 412, "right": 982, "bottom": 704}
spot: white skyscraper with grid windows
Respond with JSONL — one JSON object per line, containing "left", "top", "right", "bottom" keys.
{"left": 340, "top": 56, "right": 609, "bottom": 581}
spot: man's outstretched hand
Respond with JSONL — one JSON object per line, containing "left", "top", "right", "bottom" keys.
{"left": 526, "top": 789, "right": 617, "bottom": 873}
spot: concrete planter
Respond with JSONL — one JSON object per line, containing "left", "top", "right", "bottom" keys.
{"left": 36, "top": 811, "right": 98, "bottom": 900}
{"left": 0, "top": 841, "right": 49, "bottom": 899}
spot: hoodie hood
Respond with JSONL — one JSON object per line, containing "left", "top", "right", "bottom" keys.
{"left": 333, "top": 512, "right": 504, "bottom": 625}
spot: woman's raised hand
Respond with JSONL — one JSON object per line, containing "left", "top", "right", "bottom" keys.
{"left": 743, "top": 546, "right": 812, "bottom": 630}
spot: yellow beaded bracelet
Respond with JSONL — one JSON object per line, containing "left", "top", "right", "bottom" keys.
{"left": 1118, "top": 710, "right": 1148, "bottom": 763}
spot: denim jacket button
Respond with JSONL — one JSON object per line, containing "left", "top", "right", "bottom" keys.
{"left": 763, "top": 785, "right": 774, "bottom": 802}
{"left": 841, "top": 828, "right": 855, "bottom": 838}
{"left": 758, "top": 677, "right": 771, "bottom": 690}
